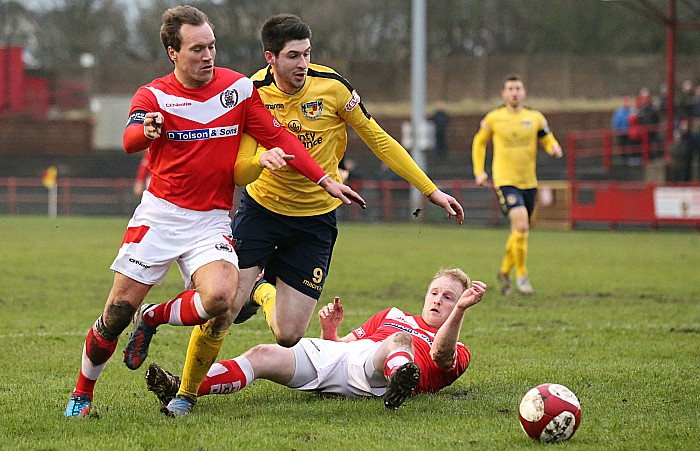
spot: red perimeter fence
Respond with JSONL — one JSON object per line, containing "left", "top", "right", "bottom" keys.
{"left": 0, "top": 177, "right": 505, "bottom": 226}
{"left": 1, "top": 175, "right": 698, "bottom": 230}
{"left": 2, "top": 124, "right": 699, "bottom": 229}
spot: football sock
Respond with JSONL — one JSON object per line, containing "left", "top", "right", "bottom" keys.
{"left": 513, "top": 230, "right": 529, "bottom": 278}
{"left": 500, "top": 233, "right": 515, "bottom": 277}
{"left": 253, "top": 282, "right": 277, "bottom": 328}
{"left": 198, "top": 357, "right": 254, "bottom": 396}
{"left": 383, "top": 348, "right": 414, "bottom": 379}
{"left": 178, "top": 322, "right": 228, "bottom": 400}
{"left": 142, "top": 290, "right": 213, "bottom": 327}
{"left": 73, "top": 317, "right": 119, "bottom": 398}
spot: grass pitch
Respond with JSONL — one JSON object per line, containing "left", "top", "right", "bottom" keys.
{"left": 0, "top": 216, "right": 698, "bottom": 450}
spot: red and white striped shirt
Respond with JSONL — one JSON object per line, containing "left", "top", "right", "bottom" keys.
{"left": 123, "top": 68, "right": 326, "bottom": 211}
{"left": 352, "top": 307, "right": 471, "bottom": 394}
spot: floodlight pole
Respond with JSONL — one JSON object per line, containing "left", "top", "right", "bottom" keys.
{"left": 410, "top": 0, "right": 427, "bottom": 213}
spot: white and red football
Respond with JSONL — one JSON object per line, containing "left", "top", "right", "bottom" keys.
{"left": 518, "top": 383, "right": 582, "bottom": 442}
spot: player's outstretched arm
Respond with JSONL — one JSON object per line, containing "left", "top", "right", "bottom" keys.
{"left": 319, "top": 177, "right": 367, "bottom": 209}
{"left": 430, "top": 281, "right": 487, "bottom": 370}
{"left": 427, "top": 189, "right": 464, "bottom": 225}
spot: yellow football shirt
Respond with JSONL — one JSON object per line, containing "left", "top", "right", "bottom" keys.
{"left": 471, "top": 106, "right": 559, "bottom": 189}
{"left": 243, "top": 63, "right": 438, "bottom": 216}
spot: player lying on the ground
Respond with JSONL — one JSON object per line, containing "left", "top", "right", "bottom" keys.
{"left": 146, "top": 268, "right": 486, "bottom": 410}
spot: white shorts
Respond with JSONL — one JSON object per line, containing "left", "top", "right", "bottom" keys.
{"left": 291, "top": 338, "right": 386, "bottom": 398}
{"left": 110, "top": 191, "right": 238, "bottom": 288}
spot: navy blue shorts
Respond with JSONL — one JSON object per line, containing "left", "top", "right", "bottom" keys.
{"left": 495, "top": 186, "right": 537, "bottom": 220}
{"left": 231, "top": 190, "right": 338, "bottom": 300}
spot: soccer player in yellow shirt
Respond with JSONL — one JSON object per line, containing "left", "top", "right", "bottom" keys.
{"left": 471, "top": 75, "right": 562, "bottom": 296}
{"left": 161, "top": 13, "right": 465, "bottom": 416}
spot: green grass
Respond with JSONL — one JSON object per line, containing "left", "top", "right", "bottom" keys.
{"left": 0, "top": 216, "right": 698, "bottom": 450}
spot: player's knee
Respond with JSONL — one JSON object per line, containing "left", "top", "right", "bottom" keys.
{"left": 202, "top": 290, "right": 234, "bottom": 317}
{"left": 516, "top": 224, "right": 530, "bottom": 234}
{"left": 275, "top": 332, "right": 303, "bottom": 348}
{"left": 389, "top": 332, "right": 414, "bottom": 349}
{"left": 245, "top": 343, "right": 277, "bottom": 360}
{"left": 104, "top": 300, "right": 137, "bottom": 335}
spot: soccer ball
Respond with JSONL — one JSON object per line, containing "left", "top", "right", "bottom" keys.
{"left": 518, "top": 383, "right": 582, "bottom": 442}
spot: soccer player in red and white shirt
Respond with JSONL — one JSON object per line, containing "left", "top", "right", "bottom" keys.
{"left": 132, "top": 151, "right": 150, "bottom": 198}
{"left": 65, "top": 5, "right": 364, "bottom": 418}
{"left": 145, "top": 268, "right": 486, "bottom": 410}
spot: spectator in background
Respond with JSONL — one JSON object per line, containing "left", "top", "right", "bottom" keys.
{"left": 667, "top": 118, "right": 692, "bottom": 182}
{"left": 635, "top": 87, "right": 662, "bottom": 160}
{"left": 677, "top": 80, "right": 695, "bottom": 121}
{"left": 691, "top": 85, "right": 700, "bottom": 119}
{"left": 611, "top": 96, "right": 632, "bottom": 156}
{"left": 690, "top": 117, "right": 700, "bottom": 180}
{"left": 338, "top": 157, "right": 360, "bottom": 185}
{"left": 658, "top": 83, "right": 667, "bottom": 117}
{"left": 430, "top": 102, "right": 450, "bottom": 159}
{"left": 132, "top": 151, "right": 150, "bottom": 198}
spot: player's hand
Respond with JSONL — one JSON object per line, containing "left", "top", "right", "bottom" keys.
{"left": 475, "top": 172, "right": 491, "bottom": 187}
{"left": 457, "top": 280, "right": 487, "bottom": 310}
{"left": 318, "top": 296, "right": 344, "bottom": 340}
{"left": 551, "top": 145, "right": 563, "bottom": 159}
{"left": 319, "top": 296, "right": 344, "bottom": 323}
{"left": 144, "top": 112, "right": 163, "bottom": 140}
{"left": 319, "top": 177, "right": 367, "bottom": 209}
{"left": 427, "top": 189, "right": 464, "bottom": 225}
{"left": 259, "top": 147, "right": 294, "bottom": 170}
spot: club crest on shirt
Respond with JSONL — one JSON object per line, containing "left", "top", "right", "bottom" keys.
{"left": 220, "top": 89, "right": 239, "bottom": 108}
{"left": 520, "top": 119, "right": 533, "bottom": 129}
{"left": 301, "top": 100, "right": 323, "bottom": 119}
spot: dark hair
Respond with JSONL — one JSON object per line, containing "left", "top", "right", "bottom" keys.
{"left": 503, "top": 74, "right": 524, "bottom": 87}
{"left": 260, "top": 14, "right": 312, "bottom": 56}
{"left": 160, "top": 5, "right": 213, "bottom": 53}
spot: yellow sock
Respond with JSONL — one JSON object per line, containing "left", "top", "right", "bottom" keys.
{"left": 253, "top": 282, "right": 277, "bottom": 329}
{"left": 512, "top": 230, "right": 529, "bottom": 279}
{"left": 178, "top": 322, "right": 228, "bottom": 400}
{"left": 500, "top": 233, "right": 515, "bottom": 276}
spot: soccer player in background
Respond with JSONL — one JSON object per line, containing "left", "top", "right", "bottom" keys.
{"left": 132, "top": 151, "right": 150, "bottom": 198}
{"left": 159, "top": 13, "right": 466, "bottom": 417}
{"left": 65, "top": 5, "right": 364, "bottom": 418}
{"left": 146, "top": 269, "right": 486, "bottom": 410}
{"left": 471, "top": 75, "right": 562, "bottom": 295}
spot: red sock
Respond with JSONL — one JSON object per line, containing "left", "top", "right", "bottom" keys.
{"left": 72, "top": 370, "right": 97, "bottom": 399}
{"left": 198, "top": 358, "right": 252, "bottom": 396}
{"left": 73, "top": 324, "right": 118, "bottom": 398}
{"left": 142, "top": 290, "right": 212, "bottom": 327}
{"left": 383, "top": 348, "right": 414, "bottom": 379}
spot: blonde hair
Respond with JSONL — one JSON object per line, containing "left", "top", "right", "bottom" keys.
{"left": 431, "top": 268, "right": 471, "bottom": 293}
